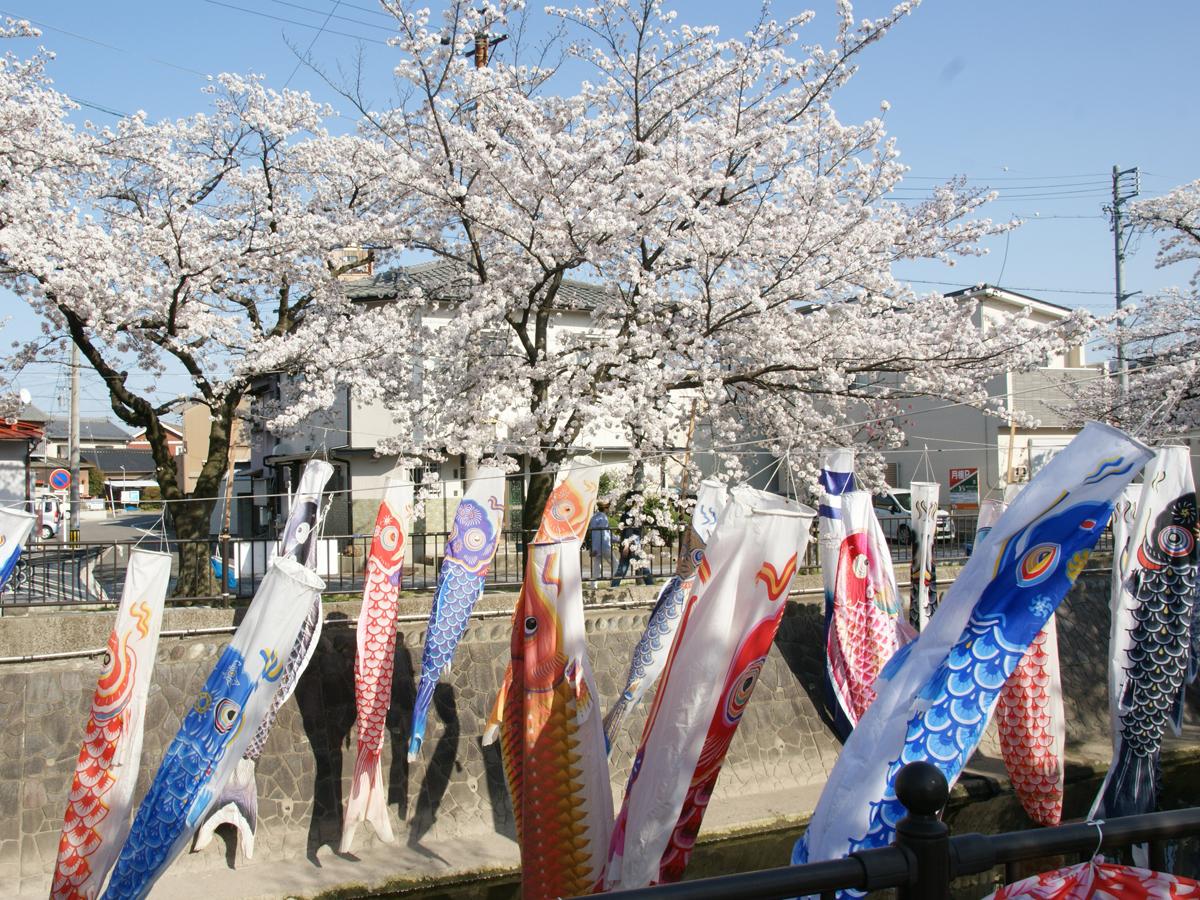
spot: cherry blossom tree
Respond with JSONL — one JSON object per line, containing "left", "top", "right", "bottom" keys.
{"left": 0, "top": 60, "right": 398, "bottom": 595}
{"left": 1065, "top": 179, "right": 1200, "bottom": 438}
{"left": 0, "top": 21, "right": 91, "bottom": 415}
{"left": 331, "top": 0, "right": 1083, "bottom": 523}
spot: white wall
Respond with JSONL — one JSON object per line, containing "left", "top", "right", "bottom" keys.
{"left": 0, "top": 442, "right": 26, "bottom": 505}
{"left": 880, "top": 373, "right": 1007, "bottom": 506}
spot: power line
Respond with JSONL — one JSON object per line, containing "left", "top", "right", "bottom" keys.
{"left": 902, "top": 278, "right": 1114, "bottom": 297}
{"left": 895, "top": 181, "right": 1111, "bottom": 193}
{"left": 1009, "top": 214, "right": 1109, "bottom": 221}
{"left": 200, "top": 0, "right": 388, "bottom": 44}
{"left": 890, "top": 189, "right": 1116, "bottom": 200}
{"left": 268, "top": 0, "right": 394, "bottom": 34}
{"left": 888, "top": 193, "right": 1125, "bottom": 205}
{"left": 70, "top": 95, "right": 131, "bottom": 118}
{"left": 325, "top": 0, "right": 396, "bottom": 20}
{"left": 1140, "top": 172, "right": 1192, "bottom": 183}
{"left": 901, "top": 172, "right": 1111, "bottom": 181}
{"left": 284, "top": 0, "right": 343, "bottom": 88}
{"left": 0, "top": 9, "right": 209, "bottom": 76}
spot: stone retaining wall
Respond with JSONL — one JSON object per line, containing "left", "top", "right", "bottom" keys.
{"left": 2, "top": 568, "right": 1192, "bottom": 895}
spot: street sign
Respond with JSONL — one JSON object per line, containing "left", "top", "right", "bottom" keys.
{"left": 49, "top": 468, "right": 71, "bottom": 491}
{"left": 948, "top": 467, "right": 979, "bottom": 508}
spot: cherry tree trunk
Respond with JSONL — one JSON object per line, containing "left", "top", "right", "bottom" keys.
{"left": 171, "top": 497, "right": 218, "bottom": 601}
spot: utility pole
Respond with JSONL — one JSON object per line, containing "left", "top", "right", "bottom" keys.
{"left": 67, "top": 341, "right": 81, "bottom": 543}
{"left": 468, "top": 24, "right": 506, "bottom": 68}
{"left": 1108, "top": 164, "right": 1140, "bottom": 421}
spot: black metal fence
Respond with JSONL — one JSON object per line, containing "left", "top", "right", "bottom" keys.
{"left": 1, "top": 527, "right": 701, "bottom": 608}
{"left": 0, "top": 513, "right": 1114, "bottom": 609}
{"left": 584, "top": 762, "right": 1200, "bottom": 900}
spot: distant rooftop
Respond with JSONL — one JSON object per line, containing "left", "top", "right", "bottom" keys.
{"left": 46, "top": 416, "right": 131, "bottom": 442}
{"left": 80, "top": 448, "right": 156, "bottom": 474}
{"left": 128, "top": 419, "right": 183, "bottom": 437}
{"left": 943, "top": 283, "right": 1074, "bottom": 315}
{"left": 18, "top": 402, "right": 50, "bottom": 423}
{"left": 345, "top": 259, "right": 614, "bottom": 310}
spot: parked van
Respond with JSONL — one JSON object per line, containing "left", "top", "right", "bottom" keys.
{"left": 33, "top": 495, "right": 63, "bottom": 539}
{"left": 872, "top": 487, "right": 954, "bottom": 544}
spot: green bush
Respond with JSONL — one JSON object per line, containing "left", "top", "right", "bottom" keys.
{"left": 87, "top": 467, "right": 104, "bottom": 498}
{"left": 140, "top": 484, "right": 163, "bottom": 510}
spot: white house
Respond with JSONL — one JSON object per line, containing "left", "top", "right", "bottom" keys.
{"left": 246, "top": 261, "right": 699, "bottom": 537}
{"left": 879, "top": 284, "right": 1095, "bottom": 509}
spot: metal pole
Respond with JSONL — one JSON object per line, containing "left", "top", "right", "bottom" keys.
{"left": 219, "top": 452, "right": 236, "bottom": 607}
{"left": 1111, "top": 164, "right": 1139, "bottom": 421}
{"left": 1112, "top": 165, "right": 1128, "bottom": 412}
{"left": 66, "top": 342, "right": 81, "bottom": 543}
{"left": 894, "top": 761, "right": 951, "bottom": 900}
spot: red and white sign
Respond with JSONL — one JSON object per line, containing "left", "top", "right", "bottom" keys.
{"left": 948, "top": 467, "right": 979, "bottom": 509}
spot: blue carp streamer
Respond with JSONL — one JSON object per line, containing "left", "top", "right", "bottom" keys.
{"left": 409, "top": 477, "right": 504, "bottom": 761}
{"left": 794, "top": 423, "right": 1152, "bottom": 900}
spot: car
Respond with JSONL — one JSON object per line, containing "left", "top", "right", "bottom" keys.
{"left": 872, "top": 487, "right": 955, "bottom": 544}
{"left": 34, "top": 495, "right": 63, "bottom": 539}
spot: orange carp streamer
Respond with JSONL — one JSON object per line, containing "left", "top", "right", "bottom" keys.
{"left": 493, "top": 543, "right": 612, "bottom": 900}
{"left": 52, "top": 549, "right": 171, "bottom": 900}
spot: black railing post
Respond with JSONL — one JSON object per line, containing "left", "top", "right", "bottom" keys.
{"left": 894, "top": 761, "right": 951, "bottom": 900}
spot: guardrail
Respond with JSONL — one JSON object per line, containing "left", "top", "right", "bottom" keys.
{"left": 0, "top": 513, "right": 1113, "bottom": 609}
{"left": 584, "top": 761, "right": 1200, "bottom": 900}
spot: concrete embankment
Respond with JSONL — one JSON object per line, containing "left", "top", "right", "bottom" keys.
{"left": 3, "top": 567, "right": 1197, "bottom": 898}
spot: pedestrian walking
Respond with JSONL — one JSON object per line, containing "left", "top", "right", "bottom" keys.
{"left": 587, "top": 500, "right": 612, "bottom": 583}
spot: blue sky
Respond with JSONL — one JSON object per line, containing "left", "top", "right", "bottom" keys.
{"left": 4, "top": 0, "right": 1198, "bottom": 418}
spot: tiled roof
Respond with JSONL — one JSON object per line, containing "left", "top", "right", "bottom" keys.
{"left": 344, "top": 259, "right": 614, "bottom": 309}
{"left": 80, "top": 448, "right": 156, "bottom": 475}
{"left": 18, "top": 402, "right": 50, "bottom": 423}
{"left": 46, "top": 416, "right": 131, "bottom": 441}
{"left": 0, "top": 420, "right": 43, "bottom": 440}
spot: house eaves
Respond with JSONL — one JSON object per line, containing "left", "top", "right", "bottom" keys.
{"left": 344, "top": 259, "right": 615, "bottom": 311}
{"left": 944, "top": 283, "right": 1075, "bottom": 318}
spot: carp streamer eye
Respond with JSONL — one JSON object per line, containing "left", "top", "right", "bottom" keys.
{"left": 552, "top": 499, "right": 577, "bottom": 521}
{"left": 294, "top": 522, "right": 311, "bottom": 544}
{"left": 1018, "top": 542, "right": 1059, "bottom": 586}
{"left": 524, "top": 616, "right": 538, "bottom": 636}
{"left": 101, "top": 651, "right": 113, "bottom": 670}
{"left": 463, "top": 526, "right": 487, "bottom": 552}
{"left": 724, "top": 658, "right": 766, "bottom": 725}
{"left": 214, "top": 698, "right": 241, "bottom": 733}
{"left": 1159, "top": 524, "right": 1194, "bottom": 557}
{"left": 379, "top": 524, "right": 400, "bottom": 551}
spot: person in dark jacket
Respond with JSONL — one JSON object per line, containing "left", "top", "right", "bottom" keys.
{"left": 610, "top": 510, "right": 653, "bottom": 587}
